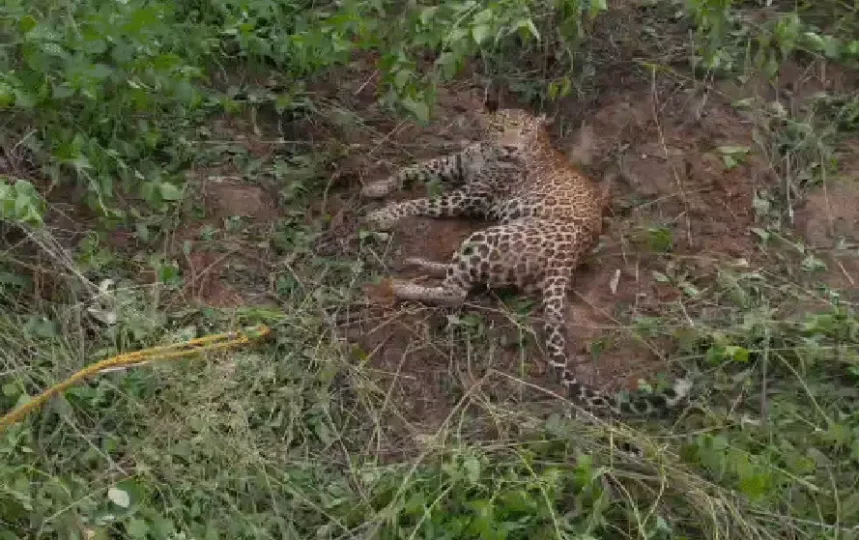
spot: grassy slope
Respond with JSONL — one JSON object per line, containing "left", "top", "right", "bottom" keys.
{"left": 2, "top": 1, "right": 859, "bottom": 539}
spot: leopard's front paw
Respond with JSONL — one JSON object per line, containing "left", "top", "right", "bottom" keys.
{"left": 361, "top": 177, "right": 398, "bottom": 199}
{"left": 364, "top": 208, "right": 400, "bottom": 231}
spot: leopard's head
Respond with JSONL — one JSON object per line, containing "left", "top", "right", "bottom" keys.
{"left": 480, "top": 108, "right": 549, "bottom": 151}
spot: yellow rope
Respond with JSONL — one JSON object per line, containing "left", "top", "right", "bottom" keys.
{"left": 0, "top": 324, "right": 271, "bottom": 434}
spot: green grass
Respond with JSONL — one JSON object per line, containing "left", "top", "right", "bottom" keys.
{"left": 2, "top": 0, "right": 859, "bottom": 538}
{"left": 3, "top": 253, "right": 859, "bottom": 538}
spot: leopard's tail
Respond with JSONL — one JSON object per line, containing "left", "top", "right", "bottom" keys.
{"left": 544, "top": 319, "right": 691, "bottom": 417}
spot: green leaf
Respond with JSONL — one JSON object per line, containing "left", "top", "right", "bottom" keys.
{"left": 419, "top": 6, "right": 438, "bottom": 25}
{"left": 0, "top": 83, "right": 14, "bottom": 108}
{"left": 738, "top": 472, "right": 771, "bottom": 501}
{"left": 88, "top": 64, "right": 113, "bottom": 80}
{"left": 435, "top": 52, "right": 459, "bottom": 80}
{"left": 821, "top": 35, "right": 842, "bottom": 59}
{"left": 126, "top": 518, "right": 149, "bottom": 538}
{"left": 158, "top": 183, "right": 183, "bottom": 201}
{"left": 402, "top": 97, "right": 429, "bottom": 124}
{"left": 802, "top": 31, "right": 825, "bottom": 51}
{"left": 67, "top": 154, "right": 91, "bottom": 171}
{"left": 716, "top": 145, "right": 750, "bottom": 156}
{"left": 851, "top": 438, "right": 859, "bottom": 463}
{"left": 13, "top": 88, "right": 36, "bottom": 108}
{"left": 18, "top": 15, "right": 38, "bottom": 34}
{"left": 652, "top": 270, "right": 670, "bottom": 283}
{"left": 0, "top": 271, "right": 31, "bottom": 288}
{"left": 394, "top": 69, "right": 411, "bottom": 90}
{"left": 462, "top": 455, "right": 480, "bottom": 484}
{"left": 53, "top": 84, "right": 75, "bottom": 99}
{"left": 2, "top": 382, "right": 19, "bottom": 396}
{"left": 472, "top": 24, "right": 491, "bottom": 45}
{"left": 472, "top": 8, "right": 493, "bottom": 25}
{"left": 516, "top": 18, "right": 540, "bottom": 41}
{"left": 274, "top": 94, "right": 292, "bottom": 114}
{"left": 843, "top": 491, "right": 859, "bottom": 521}
{"left": 680, "top": 281, "right": 700, "bottom": 297}
{"left": 14, "top": 192, "right": 34, "bottom": 221}
{"left": 724, "top": 345, "right": 749, "bottom": 363}
{"left": 82, "top": 39, "right": 107, "bottom": 55}
{"left": 589, "top": 0, "right": 608, "bottom": 18}
{"left": 108, "top": 487, "right": 131, "bottom": 508}
{"left": 801, "top": 255, "right": 827, "bottom": 272}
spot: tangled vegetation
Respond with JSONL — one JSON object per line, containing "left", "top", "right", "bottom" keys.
{"left": 1, "top": 0, "right": 859, "bottom": 538}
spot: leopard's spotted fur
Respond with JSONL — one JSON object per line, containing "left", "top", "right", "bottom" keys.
{"left": 362, "top": 108, "right": 690, "bottom": 417}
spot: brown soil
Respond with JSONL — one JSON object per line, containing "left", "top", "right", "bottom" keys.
{"left": 794, "top": 140, "right": 859, "bottom": 291}
{"left": 154, "top": 108, "right": 287, "bottom": 308}
{"left": 180, "top": 251, "right": 246, "bottom": 308}
{"left": 201, "top": 179, "right": 279, "bottom": 224}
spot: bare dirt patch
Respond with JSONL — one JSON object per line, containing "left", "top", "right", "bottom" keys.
{"left": 201, "top": 178, "right": 279, "bottom": 224}
{"left": 794, "top": 140, "right": 859, "bottom": 291}
{"left": 180, "top": 251, "right": 246, "bottom": 308}
{"left": 168, "top": 156, "right": 282, "bottom": 308}
{"left": 713, "top": 58, "right": 859, "bottom": 293}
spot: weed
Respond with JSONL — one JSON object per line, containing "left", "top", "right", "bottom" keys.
{"left": 2, "top": 0, "right": 859, "bottom": 539}
{"left": 684, "top": 0, "right": 859, "bottom": 77}
{"left": 0, "top": 0, "right": 593, "bottom": 223}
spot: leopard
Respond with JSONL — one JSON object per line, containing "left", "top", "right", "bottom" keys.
{"left": 361, "top": 107, "right": 691, "bottom": 418}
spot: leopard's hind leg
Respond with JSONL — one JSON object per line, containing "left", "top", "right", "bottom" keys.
{"left": 388, "top": 225, "right": 504, "bottom": 305}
